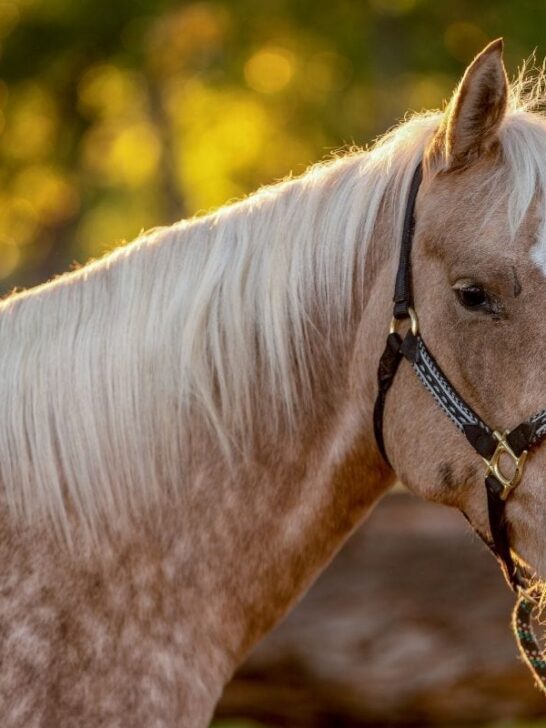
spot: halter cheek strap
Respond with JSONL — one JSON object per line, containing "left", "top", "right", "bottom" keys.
{"left": 374, "top": 161, "right": 546, "bottom": 693}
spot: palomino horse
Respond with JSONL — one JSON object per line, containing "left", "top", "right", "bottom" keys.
{"left": 1, "top": 38, "right": 546, "bottom": 725}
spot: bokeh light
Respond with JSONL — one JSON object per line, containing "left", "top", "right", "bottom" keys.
{"left": 244, "top": 47, "right": 296, "bottom": 94}
{"left": 0, "top": 0, "right": 543, "bottom": 294}
{"left": 444, "top": 22, "right": 490, "bottom": 63}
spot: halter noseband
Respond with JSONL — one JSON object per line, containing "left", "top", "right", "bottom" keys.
{"left": 374, "top": 162, "right": 546, "bottom": 692}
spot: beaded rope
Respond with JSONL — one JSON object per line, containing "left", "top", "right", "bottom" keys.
{"left": 512, "top": 594, "right": 546, "bottom": 691}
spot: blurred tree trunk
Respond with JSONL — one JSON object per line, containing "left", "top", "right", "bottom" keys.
{"left": 145, "top": 75, "right": 187, "bottom": 225}
{"left": 214, "top": 492, "right": 546, "bottom": 726}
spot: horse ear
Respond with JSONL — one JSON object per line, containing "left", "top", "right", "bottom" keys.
{"left": 426, "top": 38, "right": 508, "bottom": 171}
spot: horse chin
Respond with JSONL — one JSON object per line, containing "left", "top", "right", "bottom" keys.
{"left": 509, "top": 546, "right": 546, "bottom": 607}
{"left": 462, "top": 505, "right": 546, "bottom": 597}
{"left": 508, "top": 475, "right": 546, "bottom": 586}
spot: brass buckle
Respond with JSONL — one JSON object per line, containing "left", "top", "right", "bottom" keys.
{"left": 482, "top": 429, "right": 528, "bottom": 501}
{"left": 389, "top": 306, "right": 419, "bottom": 336}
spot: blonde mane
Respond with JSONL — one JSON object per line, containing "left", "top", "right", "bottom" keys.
{"left": 2, "top": 70, "right": 546, "bottom": 538}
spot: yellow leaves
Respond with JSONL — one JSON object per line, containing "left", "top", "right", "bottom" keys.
{"left": 1, "top": 84, "right": 57, "bottom": 160}
{"left": 0, "top": 194, "right": 36, "bottom": 246}
{"left": 79, "top": 65, "right": 162, "bottom": 188}
{"left": 0, "top": 194, "right": 37, "bottom": 279}
{"left": 0, "top": 169, "right": 79, "bottom": 280}
{"left": 146, "top": 3, "right": 230, "bottom": 78}
{"left": 406, "top": 74, "right": 451, "bottom": 111}
{"left": 306, "top": 52, "right": 352, "bottom": 94}
{"left": 244, "top": 44, "right": 353, "bottom": 105}
{"left": 78, "top": 65, "right": 144, "bottom": 120}
{"left": 0, "top": 237, "right": 20, "bottom": 279}
{"left": 244, "top": 47, "right": 296, "bottom": 94}
{"left": 179, "top": 82, "right": 267, "bottom": 166}
{"left": 0, "top": 2, "right": 20, "bottom": 40}
{"left": 0, "top": 11, "right": 351, "bottom": 283}
{"left": 369, "top": 0, "right": 417, "bottom": 15}
{"left": 167, "top": 79, "right": 314, "bottom": 212}
{"left": 108, "top": 124, "right": 162, "bottom": 187}
{"left": 76, "top": 194, "right": 158, "bottom": 260}
{"left": 13, "top": 165, "right": 79, "bottom": 226}
{"left": 1, "top": 0, "right": 497, "bottom": 289}
{"left": 0, "top": 8, "right": 366, "bottom": 285}
{"left": 171, "top": 81, "right": 269, "bottom": 208}
{"left": 83, "top": 121, "right": 162, "bottom": 188}
{"left": 444, "top": 23, "right": 489, "bottom": 63}
{"left": 78, "top": 64, "right": 162, "bottom": 191}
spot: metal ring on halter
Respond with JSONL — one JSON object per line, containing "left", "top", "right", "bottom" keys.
{"left": 389, "top": 306, "right": 419, "bottom": 336}
{"left": 482, "top": 429, "right": 528, "bottom": 501}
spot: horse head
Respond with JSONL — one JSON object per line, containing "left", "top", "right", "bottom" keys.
{"left": 380, "top": 41, "right": 546, "bottom": 594}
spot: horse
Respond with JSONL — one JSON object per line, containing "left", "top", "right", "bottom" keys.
{"left": 1, "top": 37, "right": 546, "bottom": 725}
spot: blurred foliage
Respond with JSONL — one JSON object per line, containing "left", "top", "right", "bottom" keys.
{"left": 0, "top": 0, "right": 545, "bottom": 292}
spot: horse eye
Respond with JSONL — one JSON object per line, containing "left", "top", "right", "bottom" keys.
{"left": 456, "top": 285, "right": 488, "bottom": 310}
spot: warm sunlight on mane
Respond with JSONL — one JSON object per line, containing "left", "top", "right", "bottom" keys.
{"left": 2, "top": 69, "right": 546, "bottom": 539}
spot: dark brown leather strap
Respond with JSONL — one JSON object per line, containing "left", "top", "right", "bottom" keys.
{"left": 373, "top": 333, "right": 403, "bottom": 465}
{"left": 393, "top": 164, "right": 423, "bottom": 319}
{"left": 507, "top": 422, "right": 537, "bottom": 456}
{"left": 485, "top": 477, "right": 519, "bottom": 587}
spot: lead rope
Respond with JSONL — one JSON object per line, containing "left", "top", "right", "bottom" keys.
{"left": 513, "top": 592, "right": 546, "bottom": 690}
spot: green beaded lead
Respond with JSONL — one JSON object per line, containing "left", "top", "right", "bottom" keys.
{"left": 512, "top": 594, "right": 546, "bottom": 693}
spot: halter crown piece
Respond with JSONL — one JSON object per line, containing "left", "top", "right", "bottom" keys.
{"left": 374, "top": 162, "right": 546, "bottom": 693}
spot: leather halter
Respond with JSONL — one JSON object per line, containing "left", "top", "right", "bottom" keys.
{"left": 374, "top": 162, "right": 546, "bottom": 691}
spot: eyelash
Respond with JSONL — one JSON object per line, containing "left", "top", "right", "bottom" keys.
{"left": 455, "top": 284, "right": 489, "bottom": 310}
{"left": 454, "top": 283, "right": 506, "bottom": 320}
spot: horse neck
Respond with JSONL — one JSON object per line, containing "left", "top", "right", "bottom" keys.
{"left": 0, "top": 156, "right": 399, "bottom": 716}
{"left": 174, "top": 195, "right": 397, "bottom": 697}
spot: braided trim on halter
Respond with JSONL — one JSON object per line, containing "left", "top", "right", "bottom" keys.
{"left": 407, "top": 335, "right": 491, "bottom": 433}
{"left": 529, "top": 409, "right": 546, "bottom": 445}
